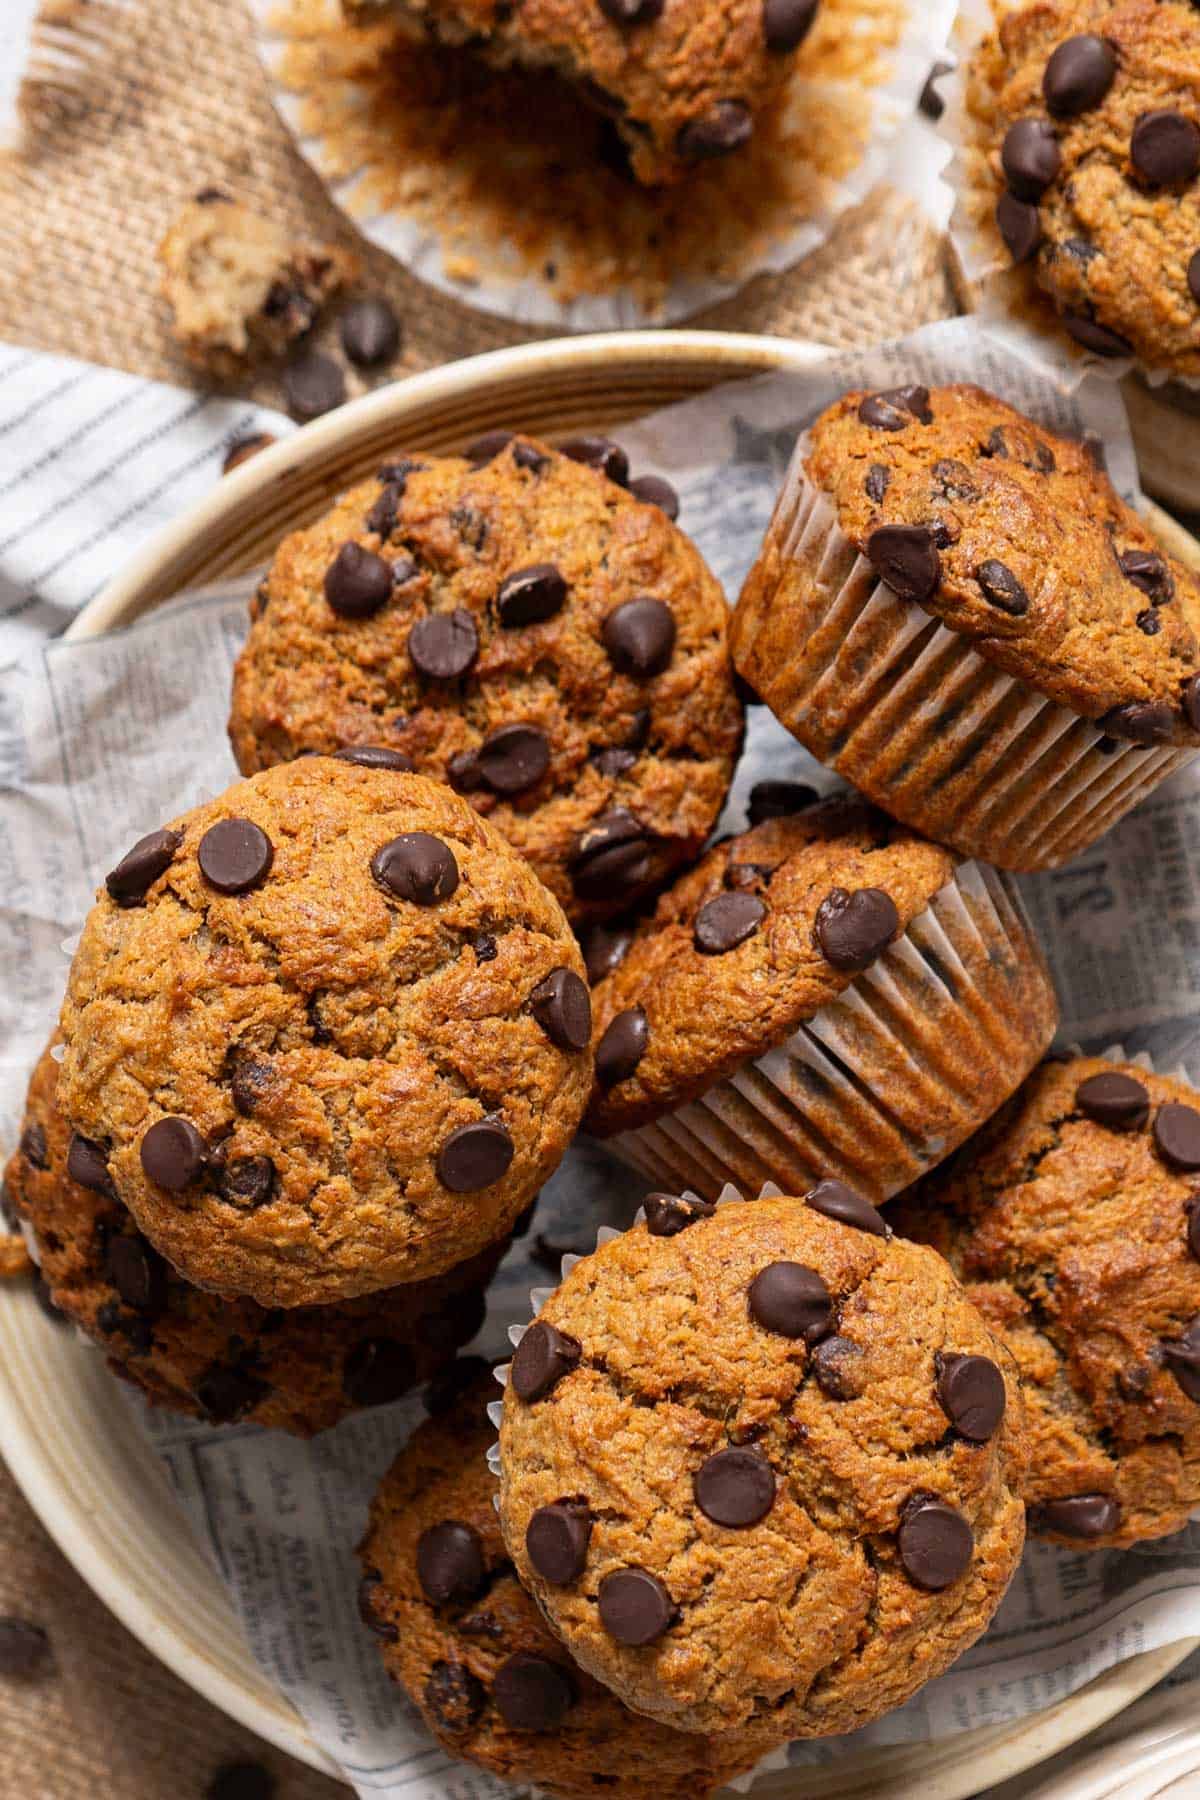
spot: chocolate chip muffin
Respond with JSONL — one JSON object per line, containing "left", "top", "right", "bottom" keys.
{"left": 733, "top": 383, "right": 1200, "bottom": 871}
{"left": 498, "top": 1193, "right": 1027, "bottom": 1741}
{"left": 584, "top": 794, "right": 1057, "bottom": 1203}
{"left": 894, "top": 1055, "right": 1200, "bottom": 1549}
{"left": 342, "top": 0, "right": 821, "bottom": 186}
{"left": 228, "top": 433, "right": 742, "bottom": 926}
{"left": 4, "top": 1041, "right": 503, "bottom": 1435}
{"left": 357, "top": 1368, "right": 764, "bottom": 1795}
{"left": 158, "top": 195, "right": 358, "bottom": 373}
{"left": 58, "top": 758, "right": 590, "bottom": 1307}
{"left": 967, "top": 1, "right": 1200, "bottom": 376}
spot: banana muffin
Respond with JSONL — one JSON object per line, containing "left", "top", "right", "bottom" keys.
{"left": 733, "top": 383, "right": 1200, "bottom": 870}
{"left": 4, "top": 1041, "right": 503, "bottom": 1435}
{"left": 585, "top": 794, "right": 1057, "bottom": 1202}
{"left": 228, "top": 433, "right": 742, "bottom": 925}
{"left": 894, "top": 1054, "right": 1200, "bottom": 1548}
{"left": 58, "top": 758, "right": 590, "bottom": 1307}
{"left": 966, "top": 0, "right": 1200, "bottom": 376}
{"left": 498, "top": 1194, "right": 1027, "bottom": 1740}
{"left": 357, "top": 1368, "right": 765, "bottom": 1795}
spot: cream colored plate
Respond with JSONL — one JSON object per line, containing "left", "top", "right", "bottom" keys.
{"left": 2, "top": 329, "right": 1196, "bottom": 1793}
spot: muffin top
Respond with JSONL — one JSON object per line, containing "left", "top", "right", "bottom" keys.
{"left": 893, "top": 1054, "right": 1200, "bottom": 1548}
{"left": 58, "top": 758, "right": 590, "bottom": 1306}
{"left": 228, "top": 432, "right": 743, "bottom": 924}
{"left": 969, "top": 1, "right": 1200, "bottom": 377}
{"left": 4, "top": 1041, "right": 502, "bottom": 1435}
{"left": 357, "top": 1369, "right": 764, "bottom": 1799}
{"left": 585, "top": 795, "right": 955, "bottom": 1135}
{"left": 498, "top": 1195, "right": 1026, "bottom": 1740}
{"left": 803, "top": 382, "right": 1200, "bottom": 744}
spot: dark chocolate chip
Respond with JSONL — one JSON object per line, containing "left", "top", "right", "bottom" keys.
{"left": 933, "top": 459, "right": 980, "bottom": 502}
{"left": 975, "top": 559, "right": 1030, "bottom": 615}
{"left": 339, "top": 296, "right": 401, "bottom": 367}
{"left": 343, "top": 1337, "right": 418, "bottom": 1407}
{"left": 424, "top": 1659, "right": 486, "bottom": 1734}
{"left": 857, "top": 386, "right": 933, "bottom": 430}
{"left": 598, "top": 0, "right": 663, "bottom": 22}
{"left": 105, "top": 1234, "right": 168, "bottom": 1316}
{"left": 591, "top": 746, "right": 637, "bottom": 778}
{"left": 560, "top": 436, "right": 629, "bottom": 485}
{"left": 627, "top": 473, "right": 679, "bottom": 518}
{"left": 747, "top": 779, "right": 818, "bottom": 825}
{"left": 1097, "top": 701, "right": 1175, "bottom": 745}
{"left": 198, "top": 818, "right": 274, "bottom": 894}
{"left": 478, "top": 723, "right": 551, "bottom": 795}
{"left": 570, "top": 810, "right": 654, "bottom": 902}
{"left": 194, "top": 1362, "right": 267, "bottom": 1423}
{"left": 919, "top": 59, "right": 952, "bottom": 121}
{"left": 1075, "top": 1070, "right": 1150, "bottom": 1130}
{"left": 281, "top": 351, "right": 345, "bottom": 421}
{"left": 19, "top": 1123, "right": 48, "bottom": 1170}
{"left": 447, "top": 750, "right": 484, "bottom": 793}
{"left": 1138, "top": 609, "right": 1162, "bottom": 637}
{"left": 694, "top": 891, "right": 765, "bottom": 955}
{"left": 465, "top": 429, "right": 515, "bottom": 464}
{"left": 693, "top": 1447, "right": 775, "bottom": 1527}
{"left": 451, "top": 507, "right": 489, "bottom": 555}
{"left": 580, "top": 922, "right": 634, "bottom": 985}
{"left": 529, "top": 968, "right": 592, "bottom": 1051}
{"left": 511, "top": 1320, "right": 582, "bottom": 1401}
{"left": 105, "top": 827, "right": 183, "bottom": 905}
{"left": 493, "top": 1654, "right": 575, "bottom": 1731}
{"left": 140, "top": 1117, "right": 207, "bottom": 1190}
{"left": 864, "top": 464, "right": 892, "bottom": 506}
{"left": 1029, "top": 1493, "right": 1122, "bottom": 1538}
{"left": 358, "top": 1568, "right": 398, "bottom": 1640}
{"left": 676, "top": 101, "right": 753, "bottom": 161}
{"left": 474, "top": 932, "right": 497, "bottom": 962}
{"left": 371, "top": 832, "right": 459, "bottom": 904}
{"left": 365, "top": 483, "right": 401, "bottom": 538}
{"left": 812, "top": 1335, "right": 866, "bottom": 1400}
{"left": 417, "top": 1520, "right": 486, "bottom": 1604}
{"left": 324, "top": 541, "right": 394, "bottom": 618}
{"left": 1043, "top": 34, "right": 1117, "bottom": 118}
{"left": 897, "top": 1499, "right": 973, "bottom": 1589}
{"left": 594, "top": 1006, "right": 649, "bottom": 1087}
{"left": 762, "top": 0, "right": 818, "bottom": 51}
{"left": 597, "top": 1567, "right": 673, "bottom": 1644}
{"left": 602, "top": 598, "right": 676, "bottom": 678}
{"left": 936, "top": 1353, "right": 1006, "bottom": 1442}
{"left": 748, "top": 1261, "right": 832, "bottom": 1341}
{"left": 408, "top": 609, "right": 479, "bottom": 680}
{"left": 1119, "top": 549, "right": 1172, "bottom": 600}
{"left": 526, "top": 1501, "right": 592, "bottom": 1583}
{"left": 437, "top": 1120, "right": 514, "bottom": 1192}
{"left": 804, "top": 1178, "right": 888, "bottom": 1236}
{"left": 333, "top": 744, "right": 415, "bottom": 771}
{"left": 66, "top": 1133, "right": 112, "bottom": 1194}
{"left": 1154, "top": 1103, "right": 1200, "bottom": 1171}
{"left": 644, "top": 1191, "right": 715, "bottom": 1236}
{"left": 219, "top": 1155, "right": 277, "bottom": 1207}
{"left": 1063, "top": 313, "right": 1133, "bottom": 358}
{"left": 0, "top": 1618, "right": 51, "bottom": 1678}
{"left": 1001, "top": 117, "right": 1062, "bottom": 199}
{"left": 1185, "top": 675, "right": 1200, "bottom": 733}
{"left": 1161, "top": 1317, "right": 1200, "bottom": 1401}
{"left": 497, "top": 563, "right": 567, "bottom": 627}
{"left": 997, "top": 192, "right": 1042, "bottom": 263}
{"left": 1131, "top": 110, "right": 1200, "bottom": 188}
{"left": 206, "top": 1762, "right": 275, "bottom": 1800}
{"left": 814, "top": 886, "right": 899, "bottom": 971}
{"left": 231, "top": 1056, "right": 273, "bottom": 1115}
{"left": 866, "top": 524, "right": 941, "bottom": 603}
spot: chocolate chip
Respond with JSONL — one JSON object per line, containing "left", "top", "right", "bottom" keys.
{"left": 627, "top": 473, "right": 679, "bottom": 519}
{"left": 66, "top": 1133, "right": 112, "bottom": 1194}
{"left": 1119, "top": 549, "right": 1172, "bottom": 600}
{"left": 424, "top": 1659, "right": 486, "bottom": 1734}
{"left": 570, "top": 810, "right": 654, "bottom": 903}
{"left": 230, "top": 1057, "right": 273, "bottom": 1116}
{"left": 333, "top": 745, "right": 415, "bottom": 771}
{"left": 0, "top": 1618, "right": 51, "bottom": 1678}
{"left": 1098, "top": 701, "right": 1175, "bottom": 745}
{"left": 694, "top": 1447, "right": 775, "bottom": 1527}
{"left": 936, "top": 1353, "right": 1006, "bottom": 1442}
{"left": 478, "top": 723, "right": 550, "bottom": 795}
{"left": 408, "top": 609, "right": 479, "bottom": 680}
{"left": 206, "top": 1762, "right": 275, "bottom": 1800}
{"left": 1075, "top": 1070, "right": 1150, "bottom": 1130}
{"left": 762, "top": 0, "right": 818, "bottom": 51}
{"left": 975, "top": 559, "right": 1030, "bottom": 616}
{"left": 105, "top": 827, "right": 183, "bottom": 905}
{"left": 932, "top": 459, "right": 980, "bottom": 502}
{"left": 1001, "top": 117, "right": 1062, "bottom": 199}
{"left": 1161, "top": 1316, "right": 1200, "bottom": 1401}
{"left": 1063, "top": 313, "right": 1133, "bottom": 358}
{"left": 693, "top": 891, "right": 765, "bottom": 956}
{"left": 447, "top": 750, "right": 484, "bottom": 793}
{"left": 676, "top": 100, "right": 753, "bottom": 160}
{"left": 372, "top": 832, "right": 459, "bottom": 903}
{"left": 1131, "top": 110, "right": 1200, "bottom": 188}
{"left": 866, "top": 524, "right": 941, "bottom": 603}
{"left": 529, "top": 968, "right": 592, "bottom": 1051}
{"left": 105, "top": 1235, "right": 168, "bottom": 1316}
{"left": 747, "top": 779, "right": 818, "bottom": 826}
{"left": 365, "top": 482, "right": 401, "bottom": 538}
{"left": 140, "top": 1117, "right": 207, "bottom": 1190}
{"left": 194, "top": 1362, "right": 267, "bottom": 1423}
{"left": 342, "top": 1336, "right": 417, "bottom": 1407}
{"left": 598, "top": 0, "right": 663, "bottom": 21}
{"left": 644, "top": 1191, "right": 715, "bottom": 1236}
{"left": 560, "top": 435, "right": 629, "bottom": 485}
{"left": 594, "top": 1006, "right": 648, "bottom": 1087}
{"left": 497, "top": 563, "right": 567, "bottom": 627}
{"left": 339, "top": 296, "right": 401, "bottom": 366}
{"left": 357, "top": 1568, "right": 398, "bottom": 1640}
{"left": 324, "top": 541, "right": 394, "bottom": 618}
{"left": 219, "top": 1155, "right": 277, "bottom": 1207}
{"left": 804, "top": 1178, "right": 888, "bottom": 1236}
{"left": 814, "top": 886, "right": 899, "bottom": 971}
{"left": 1185, "top": 675, "right": 1200, "bottom": 733}
{"left": 472, "top": 933, "right": 497, "bottom": 964}
{"left": 591, "top": 746, "right": 637, "bottom": 778}
{"left": 1154, "top": 1103, "right": 1200, "bottom": 1171}
{"left": 19, "top": 1123, "right": 47, "bottom": 1170}
{"left": 526, "top": 1501, "right": 592, "bottom": 1583}
{"left": 580, "top": 922, "right": 634, "bottom": 984}
{"left": 437, "top": 1119, "right": 514, "bottom": 1193}
{"left": 281, "top": 350, "right": 345, "bottom": 421}
{"left": 464, "top": 429, "right": 515, "bottom": 464}
{"left": 511, "top": 1320, "right": 582, "bottom": 1401}
{"left": 198, "top": 818, "right": 274, "bottom": 894}
{"left": 919, "top": 59, "right": 952, "bottom": 120}
{"left": 1138, "top": 609, "right": 1162, "bottom": 637}
{"left": 997, "top": 193, "right": 1042, "bottom": 264}
{"left": 417, "top": 1520, "right": 486, "bottom": 1604}
{"left": 812, "top": 1335, "right": 866, "bottom": 1400}
{"left": 602, "top": 598, "right": 677, "bottom": 679}
{"left": 493, "top": 1653, "right": 575, "bottom": 1731}
{"left": 597, "top": 1567, "right": 673, "bottom": 1644}
{"left": 857, "top": 386, "right": 933, "bottom": 430}
{"left": 897, "top": 1499, "right": 973, "bottom": 1589}
{"left": 1029, "top": 1493, "right": 1122, "bottom": 1538}
{"left": 748, "top": 1261, "right": 832, "bottom": 1341}
{"left": 1043, "top": 34, "right": 1116, "bottom": 118}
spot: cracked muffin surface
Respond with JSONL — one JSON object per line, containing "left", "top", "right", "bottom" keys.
{"left": 58, "top": 758, "right": 590, "bottom": 1306}
{"left": 4, "top": 1041, "right": 503, "bottom": 1435}
{"left": 498, "top": 1194, "right": 1027, "bottom": 1741}
{"left": 357, "top": 1368, "right": 764, "bottom": 1796}
{"left": 894, "top": 1055, "right": 1200, "bottom": 1548}
{"left": 228, "top": 433, "right": 743, "bottom": 925}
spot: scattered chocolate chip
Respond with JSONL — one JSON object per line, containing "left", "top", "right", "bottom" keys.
{"left": 861, "top": 463, "right": 889, "bottom": 507}
{"left": 473, "top": 932, "right": 497, "bottom": 963}
{"left": 417, "top": 1520, "right": 486, "bottom": 1604}
{"left": 511, "top": 1320, "right": 582, "bottom": 1401}
{"left": 1162, "top": 1317, "right": 1200, "bottom": 1401}
{"left": 1131, "top": 110, "right": 1200, "bottom": 188}
{"left": 447, "top": 750, "right": 484, "bottom": 793}
{"left": 866, "top": 524, "right": 941, "bottom": 603}
{"left": 105, "top": 1235, "right": 168, "bottom": 1315}
{"left": 997, "top": 192, "right": 1042, "bottom": 264}
{"left": 464, "top": 429, "right": 515, "bottom": 464}
{"left": 365, "top": 483, "right": 402, "bottom": 538}
{"left": 357, "top": 1568, "right": 398, "bottom": 1640}
{"left": 814, "top": 886, "right": 899, "bottom": 971}
{"left": 560, "top": 435, "right": 629, "bottom": 485}
{"left": 343, "top": 1337, "right": 418, "bottom": 1407}
{"left": 591, "top": 746, "right": 637, "bottom": 778}
{"left": 198, "top": 817, "right": 274, "bottom": 894}
{"left": 580, "top": 922, "right": 634, "bottom": 984}
{"left": 0, "top": 1618, "right": 51, "bottom": 1678}
{"left": 493, "top": 1653, "right": 575, "bottom": 1731}
{"left": 231, "top": 1057, "right": 273, "bottom": 1116}
{"left": 105, "top": 827, "right": 183, "bottom": 906}
{"left": 1119, "top": 549, "right": 1172, "bottom": 600}
{"left": 339, "top": 296, "right": 401, "bottom": 366}
{"left": 195, "top": 187, "right": 231, "bottom": 204}
{"left": 1154, "top": 1103, "right": 1200, "bottom": 1171}
{"left": 194, "top": 1362, "right": 267, "bottom": 1423}
{"left": 526, "top": 1501, "right": 592, "bottom": 1583}
{"left": 932, "top": 459, "right": 980, "bottom": 502}
{"left": 1001, "top": 117, "right": 1062, "bottom": 199}
{"left": 597, "top": 1567, "right": 673, "bottom": 1644}
{"left": 748, "top": 1261, "right": 832, "bottom": 1341}
{"left": 627, "top": 473, "right": 679, "bottom": 518}
{"left": 1063, "top": 313, "right": 1133, "bottom": 358}
{"left": 140, "top": 1117, "right": 207, "bottom": 1190}
{"left": 1043, "top": 34, "right": 1116, "bottom": 118}
{"left": 206, "top": 1763, "right": 275, "bottom": 1800}
{"left": 333, "top": 745, "right": 415, "bottom": 771}
{"left": 219, "top": 1155, "right": 277, "bottom": 1208}
{"left": 497, "top": 563, "right": 567, "bottom": 627}
{"left": 936, "top": 1353, "right": 1006, "bottom": 1443}
{"left": 644, "top": 1191, "right": 715, "bottom": 1236}
{"left": 919, "top": 59, "right": 952, "bottom": 121}
{"left": 694, "top": 891, "right": 765, "bottom": 955}
{"left": 408, "top": 609, "right": 478, "bottom": 680}
{"left": 594, "top": 1006, "right": 649, "bottom": 1086}
{"left": 529, "top": 968, "right": 592, "bottom": 1051}
{"left": 372, "top": 832, "right": 459, "bottom": 904}
{"left": 761, "top": 0, "right": 820, "bottom": 49}
{"left": 598, "top": 0, "right": 663, "bottom": 22}
{"left": 1138, "top": 609, "right": 1162, "bottom": 637}
{"left": 975, "top": 559, "right": 1030, "bottom": 616}
{"left": 1029, "top": 1493, "right": 1122, "bottom": 1538}
{"left": 694, "top": 1447, "right": 776, "bottom": 1527}
{"left": 676, "top": 100, "right": 753, "bottom": 160}
{"left": 1075, "top": 1070, "right": 1149, "bottom": 1130}
{"left": 424, "top": 1659, "right": 487, "bottom": 1735}
{"left": 747, "top": 779, "right": 818, "bottom": 825}
{"left": 19, "top": 1123, "right": 47, "bottom": 1170}
{"left": 858, "top": 386, "right": 932, "bottom": 430}
{"left": 570, "top": 810, "right": 655, "bottom": 903}
{"left": 602, "top": 598, "right": 677, "bottom": 678}
{"left": 1098, "top": 701, "right": 1174, "bottom": 745}
{"left": 804, "top": 1178, "right": 888, "bottom": 1236}
{"left": 324, "top": 541, "right": 394, "bottom": 618}
{"left": 281, "top": 350, "right": 345, "bottom": 421}
{"left": 66, "top": 1133, "right": 112, "bottom": 1194}
{"left": 812, "top": 1335, "right": 865, "bottom": 1400}
{"left": 477, "top": 723, "right": 551, "bottom": 795}
{"left": 897, "top": 1498, "right": 973, "bottom": 1589}
{"left": 437, "top": 1119, "right": 514, "bottom": 1192}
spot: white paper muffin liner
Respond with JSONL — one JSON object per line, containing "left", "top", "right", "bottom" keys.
{"left": 733, "top": 449, "right": 1197, "bottom": 872}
